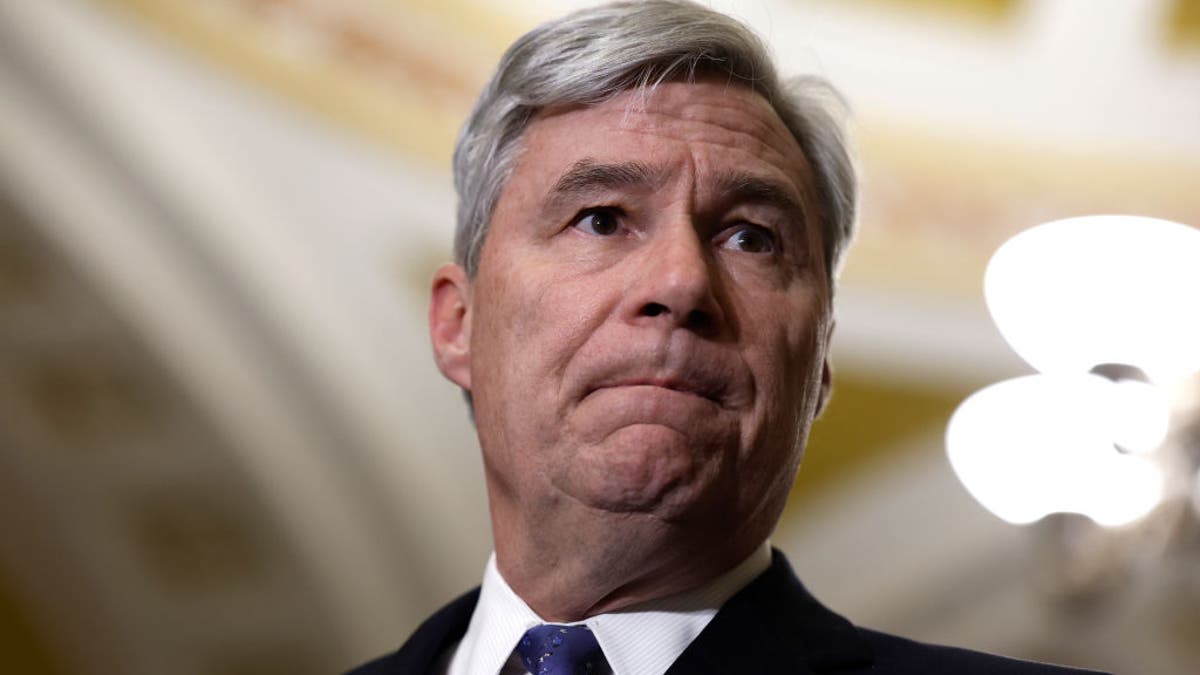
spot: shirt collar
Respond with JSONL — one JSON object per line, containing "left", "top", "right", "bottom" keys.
{"left": 448, "top": 542, "right": 772, "bottom": 675}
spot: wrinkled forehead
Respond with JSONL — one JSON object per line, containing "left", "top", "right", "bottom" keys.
{"left": 514, "top": 80, "right": 823, "bottom": 244}
{"left": 532, "top": 80, "right": 808, "bottom": 177}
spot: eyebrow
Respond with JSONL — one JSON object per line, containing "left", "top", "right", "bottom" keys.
{"left": 712, "top": 171, "right": 809, "bottom": 226}
{"left": 543, "top": 158, "right": 810, "bottom": 227}
{"left": 544, "top": 158, "right": 665, "bottom": 210}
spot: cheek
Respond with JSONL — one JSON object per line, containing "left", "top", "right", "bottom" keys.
{"left": 742, "top": 317, "right": 824, "bottom": 476}
{"left": 747, "top": 299, "right": 827, "bottom": 416}
{"left": 471, "top": 267, "right": 611, "bottom": 399}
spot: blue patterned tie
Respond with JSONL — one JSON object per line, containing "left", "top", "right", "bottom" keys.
{"left": 515, "top": 624, "right": 603, "bottom": 675}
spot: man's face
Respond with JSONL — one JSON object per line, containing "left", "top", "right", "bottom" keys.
{"left": 432, "top": 80, "right": 832, "bottom": 544}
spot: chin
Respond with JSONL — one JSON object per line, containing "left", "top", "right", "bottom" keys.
{"left": 563, "top": 424, "right": 722, "bottom": 517}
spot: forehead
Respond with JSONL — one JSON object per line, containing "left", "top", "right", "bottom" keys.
{"left": 512, "top": 80, "right": 814, "bottom": 204}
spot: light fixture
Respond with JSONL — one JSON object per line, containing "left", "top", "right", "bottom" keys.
{"left": 947, "top": 373, "right": 1165, "bottom": 526}
{"left": 984, "top": 215, "right": 1200, "bottom": 385}
{"left": 948, "top": 215, "right": 1200, "bottom": 529}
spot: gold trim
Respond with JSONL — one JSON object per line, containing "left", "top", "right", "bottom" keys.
{"left": 842, "top": 0, "right": 1018, "bottom": 24}
{"left": 94, "top": 0, "right": 529, "bottom": 164}
{"left": 1168, "top": 0, "right": 1200, "bottom": 50}
{"left": 842, "top": 120, "right": 1200, "bottom": 295}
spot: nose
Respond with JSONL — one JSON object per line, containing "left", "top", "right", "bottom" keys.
{"left": 626, "top": 221, "right": 725, "bottom": 337}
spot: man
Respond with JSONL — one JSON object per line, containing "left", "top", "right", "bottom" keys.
{"left": 351, "top": 1, "right": 1108, "bottom": 673}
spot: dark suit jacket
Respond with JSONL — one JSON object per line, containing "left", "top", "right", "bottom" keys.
{"left": 347, "top": 550, "right": 1109, "bottom": 674}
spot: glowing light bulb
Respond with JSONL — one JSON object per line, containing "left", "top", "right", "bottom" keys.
{"left": 985, "top": 216, "right": 1200, "bottom": 385}
{"left": 946, "top": 374, "right": 1165, "bottom": 527}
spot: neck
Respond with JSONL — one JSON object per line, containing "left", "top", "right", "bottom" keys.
{"left": 491, "top": 504, "right": 764, "bottom": 622}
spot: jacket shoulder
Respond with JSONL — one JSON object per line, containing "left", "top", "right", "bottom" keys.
{"left": 860, "top": 628, "right": 1111, "bottom": 675}
{"left": 343, "top": 588, "right": 480, "bottom": 675}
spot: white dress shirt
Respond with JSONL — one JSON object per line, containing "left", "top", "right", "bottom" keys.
{"left": 444, "top": 542, "right": 772, "bottom": 675}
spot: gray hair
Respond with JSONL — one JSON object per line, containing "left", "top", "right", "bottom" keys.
{"left": 453, "top": 0, "right": 856, "bottom": 283}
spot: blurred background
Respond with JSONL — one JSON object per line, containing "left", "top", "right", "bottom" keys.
{"left": 1, "top": 0, "right": 1198, "bottom": 673}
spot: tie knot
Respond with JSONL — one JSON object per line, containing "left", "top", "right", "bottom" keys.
{"left": 516, "top": 624, "right": 602, "bottom": 675}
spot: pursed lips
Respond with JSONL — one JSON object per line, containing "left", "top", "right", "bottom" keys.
{"left": 590, "top": 378, "right": 724, "bottom": 406}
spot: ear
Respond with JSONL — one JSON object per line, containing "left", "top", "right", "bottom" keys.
{"left": 814, "top": 318, "right": 835, "bottom": 418}
{"left": 429, "top": 263, "right": 472, "bottom": 390}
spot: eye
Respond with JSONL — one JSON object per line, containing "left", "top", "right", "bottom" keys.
{"left": 720, "top": 224, "right": 776, "bottom": 253}
{"left": 572, "top": 208, "right": 622, "bottom": 236}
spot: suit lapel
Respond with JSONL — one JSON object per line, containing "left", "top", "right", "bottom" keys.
{"left": 666, "top": 550, "right": 874, "bottom": 674}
